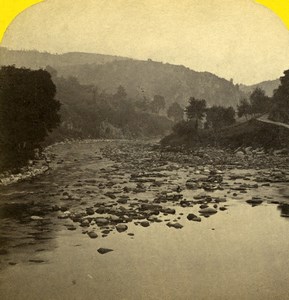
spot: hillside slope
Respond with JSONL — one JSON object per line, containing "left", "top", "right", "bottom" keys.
{"left": 162, "top": 118, "right": 289, "bottom": 150}
{"left": 239, "top": 79, "right": 280, "bottom": 97}
{"left": 0, "top": 48, "right": 244, "bottom": 108}
{"left": 56, "top": 60, "right": 244, "bottom": 107}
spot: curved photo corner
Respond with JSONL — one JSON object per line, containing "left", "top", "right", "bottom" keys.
{"left": 0, "top": 0, "right": 44, "bottom": 43}
{"left": 0, "top": 0, "right": 289, "bottom": 45}
{"left": 255, "top": 0, "right": 289, "bottom": 30}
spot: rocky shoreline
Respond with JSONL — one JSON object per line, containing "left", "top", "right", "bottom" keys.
{"left": 0, "top": 139, "right": 127, "bottom": 187}
{"left": 1, "top": 139, "right": 289, "bottom": 274}
{"left": 0, "top": 152, "right": 51, "bottom": 187}
{"left": 22, "top": 140, "right": 288, "bottom": 245}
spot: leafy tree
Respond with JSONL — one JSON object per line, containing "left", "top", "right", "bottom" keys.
{"left": 250, "top": 88, "right": 271, "bottom": 116}
{"left": 151, "top": 95, "right": 166, "bottom": 114}
{"left": 206, "top": 106, "right": 235, "bottom": 130}
{"left": 237, "top": 98, "right": 251, "bottom": 119}
{"left": 185, "top": 97, "right": 207, "bottom": 129}
{"left": 0, "top": 66, "right": 61, "bottom": 169}
{"left": 223, "top": 106, "right": 236, "bottom": 125}
{"left": 167, "top": 102, "right": 184, "bottom": 123}
{"left": 269, "top": 69, "right": 289, "bottom": 123}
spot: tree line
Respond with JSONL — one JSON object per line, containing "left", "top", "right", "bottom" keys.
{"left": 237, "top": 69, "right": 289, "bottom": 123}
{"left": 171, "top": 68, "right": 289, "bottom": 139}
{"left": 1, "top": 65, "right": 288, "bottom": 170}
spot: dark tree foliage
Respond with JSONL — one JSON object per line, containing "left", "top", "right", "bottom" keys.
{"left": 249, "top": 88, "right": 271, "bottom": 116}
{"left": 0, "top": 66, "right": 61, "bottom": 169}
{"left": 45, "top": 72, "right": 172, "bottom": 140}
{"left": 206, "top": 106, "right": 235, "bottom": 130}
{"left": 185, "top": 97, "right": 207, "bottom": 129}
{"left": 172, "top": 120, "right": 197, "bottom": 136}
{"left": 237, "top": 98, "right": 251, "bottom": 119}
{"left": 167, "top": 102, "right": 184, "bottom": 123}
{"left": 269, "top": 69, "right": 289, "bottom": 123}
{"left": 237, "top": 88, "right": 271, "bottom": 120}
{"left": 151, "top": 95, "right": 166, "bottom": 114}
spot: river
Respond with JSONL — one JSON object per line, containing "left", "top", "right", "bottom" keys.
{"left": 0, "top": 140, "right": 289, "bottom": 300}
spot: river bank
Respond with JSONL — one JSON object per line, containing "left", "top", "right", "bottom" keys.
{"left": 0, "top": 139, "right": 131, "bottom": 187}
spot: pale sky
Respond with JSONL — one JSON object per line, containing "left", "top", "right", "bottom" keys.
{"left": 1, "top": 0, "right": 289, "bottom": 85}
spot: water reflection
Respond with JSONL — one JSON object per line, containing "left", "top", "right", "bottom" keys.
{"left": 0, "top": 195, "right": 59, "bottom": 270}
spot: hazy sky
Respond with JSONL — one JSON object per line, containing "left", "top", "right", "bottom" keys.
{"left": 1, "top": 0, "right": 289, "bottom": 85}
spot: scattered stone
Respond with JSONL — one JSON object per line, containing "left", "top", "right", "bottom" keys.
{"left": 246, "top": 197, "right": 263, "bottom": 206}
{"left": 86, "top": 208, "right": 95, "bottom": 215}
{"left": 97, "top": 248, "right": 113, "bottom": 254}
{"left": 187, "top": 213, "right": 201, "bottom": 222}
{"left": 81, "top": 219, "right": 90, "bottom": 227}
{"left": 199, "top": 207, "right": 217, "bottom": 214}
{"left": 140, "top": 221, "right": 150, "bottom": 227}
{"left": 166, "top": 222, "right": 183, "bottom": 229}
{"left": 200, "top": 204, "right": 209, "bottom": 209}
{"left": 161, "top": 208, "right": 176, "bottom": 214}
{"left": 67, "top": 225, "right": 77, "bottom": 231}
{"left": 110, "top": 215, "right": 122, "bottom": 222}
{"left": 87, "top": 231, "right": 98, "bottom": 239}
{"left": 95, "top": 218, "right": 109, "bottom": 226}
{"left": 105, "top": 192, "right": 116, "bottom": 199}
{"left": 116, "top": 224, "right": 128, "bottom": 232}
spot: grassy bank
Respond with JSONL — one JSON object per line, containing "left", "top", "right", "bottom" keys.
{"left": 161, "top": 119, "right": 289, "bottom": 150}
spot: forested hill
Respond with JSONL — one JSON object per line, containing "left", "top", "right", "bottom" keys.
{"left": 239, "top": 79, "right": 280, "bottom": 97}
{"left": 0, "top": 47, "right": 244, "bottom": 107}
{"left": 56, "top": 60, "right": 244, "bottom": 107}
{"left": 0, "top": 47, "right": 130, "bottom": 68}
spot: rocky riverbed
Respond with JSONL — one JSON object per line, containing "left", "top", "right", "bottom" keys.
{"left": 0, "top": 140, "right": 289, "bottom": 300}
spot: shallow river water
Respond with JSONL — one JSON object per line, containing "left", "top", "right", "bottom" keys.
{"left": 0, "top": 140, "right": 289, "bottom": 300}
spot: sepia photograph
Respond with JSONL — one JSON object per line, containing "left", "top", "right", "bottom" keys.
{"left": 0, "top": 0, "right": 289, "bottom": 299}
